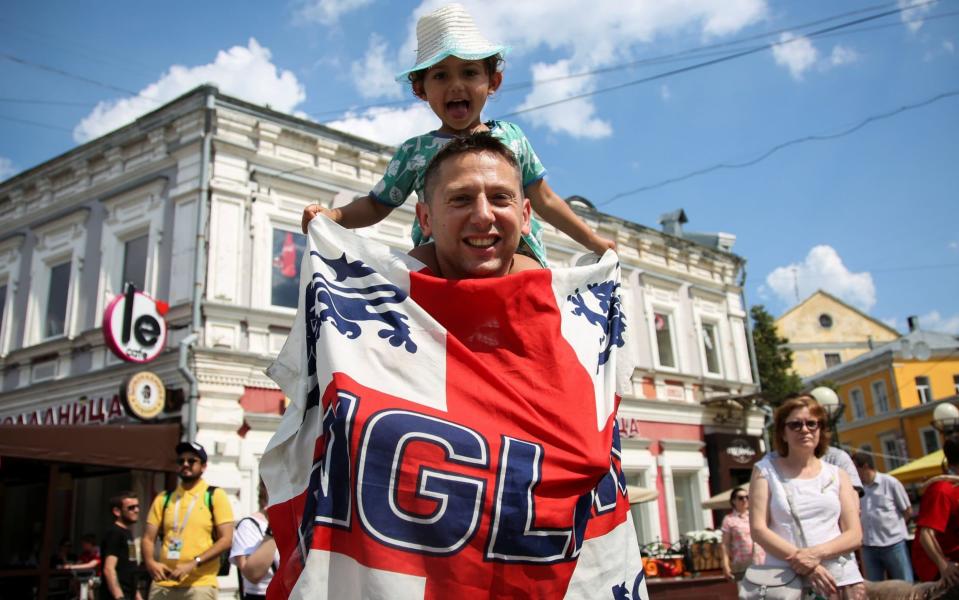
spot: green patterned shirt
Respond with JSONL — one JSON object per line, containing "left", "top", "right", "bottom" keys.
{"left": 370, "top": 120, "right": 548, "bottom": 266}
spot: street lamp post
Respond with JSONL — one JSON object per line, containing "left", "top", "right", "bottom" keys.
{"left": 810, "top": 386, "right": 844, "bottom": 448}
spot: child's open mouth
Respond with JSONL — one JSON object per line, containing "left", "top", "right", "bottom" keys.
{"left": 446, "top": 100, "right": 470, "bottom": 120}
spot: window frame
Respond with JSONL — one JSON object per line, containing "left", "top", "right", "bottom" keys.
{"left": 919, "top": 426, "right": 941, "bottom": 455}
{"left": 268, "top": 226, "right": 307, "bottom": 310}
{"left": 915, "top": 376, "right": 932, "bottom": 404}
{"left": 824, "top": 352, "right": 842, "bottom": 369}
{"left": 650, "top": 308, "right": 679, "bottom": 371}
{"left": 848, "top": 387, "right": 866, "bottom": 420}
{"left": 95, "top": 180, "right": 164, "bottom": 327}
{"left": 879, "top": 434, "right": 907, "bottom": 471}
{"left": 870, "top": 379, "right": 889, "bottom": 415}
{"left": 698, "top": 320, "right": 723, "bottom": 377}
{"left": 25, "top": 210, "right": 88, "bottom": 345}
{"left": 0, "top": 234, "right": 24, "bottom": 356}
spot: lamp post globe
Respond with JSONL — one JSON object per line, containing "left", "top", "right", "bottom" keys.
{"left": 932, "top": 402, "right": 959, "bottom": 434}
{"left": 810, "top": 386, "right": 844, "bottom": 447}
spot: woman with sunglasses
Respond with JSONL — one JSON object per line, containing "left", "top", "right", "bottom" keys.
{"left": 721, "top": 487, "right": 765, "bottom": 586}
{"left": 749, "top": 394, "right": 865, "bottom": 599}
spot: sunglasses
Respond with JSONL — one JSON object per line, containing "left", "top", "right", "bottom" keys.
{"left": 733, "top": 495, "right": 749, "bottom": 501}
{"left": 125, "top": 505, "right": 140, "bottom": 511}
{"left": 785, "top": 419, "right": 821, "bottom": 432}
{"left": 177, "top": 457, "right": 200, "bottom": 466}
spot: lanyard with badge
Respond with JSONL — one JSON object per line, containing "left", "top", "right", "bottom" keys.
{"left": 166, "top": 493, "right": 198, "bottom": 560}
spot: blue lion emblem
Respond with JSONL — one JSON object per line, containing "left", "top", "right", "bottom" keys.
{"left": 567, "top": 280, "right": 626, "bottom": 371}
{"left": 305, "top": 252, "right": 417, "bottom": 381}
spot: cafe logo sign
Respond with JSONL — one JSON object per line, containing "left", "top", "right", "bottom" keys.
{"left": 726, "top": 438, "right": 757, "bottom": 464}
{"left": 103, "top": 284, "right": 169, "bottom": 363}
{"left": 121, "top": 371, "right": 165, "bottom": 421}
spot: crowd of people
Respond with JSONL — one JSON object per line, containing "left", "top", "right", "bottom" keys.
{"left": 716, "top": 393, "right": 959, "bottom": 599}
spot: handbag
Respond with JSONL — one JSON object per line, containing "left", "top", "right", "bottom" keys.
{"left": 739, "top": 461, "right": 810, "bottom": 600}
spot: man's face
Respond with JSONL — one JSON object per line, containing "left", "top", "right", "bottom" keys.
{"left": 417, "top": 151, "right": 530, "bottom": 279}
{"left": 176, "top": 452, "right": 205, "bottom": 483}
{"left": 855, "top": 463, "right": 874, "bottom": 484}
{"left": 115, "top": 497, "right": 140, "bottom": 525}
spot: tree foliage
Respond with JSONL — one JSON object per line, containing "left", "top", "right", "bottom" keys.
{"left": 751, "top": 304, "right": 803, "bottom": 408}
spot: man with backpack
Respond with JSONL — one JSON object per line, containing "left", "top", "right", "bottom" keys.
{"left": 230, "top": 481, "right": 278, "bottom": 600}
{"left": 141, "top": 442, "right": 234, "bottom": 599}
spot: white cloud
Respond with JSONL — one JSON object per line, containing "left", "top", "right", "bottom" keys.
{"left": 765, "top": 245, "right": 877, "bottom": 311}
{"left": 0, "top": 157, "right": 17, "bottom": 181}
{"left": 898, "top": 0, "right": 936, "bottom": 33}
{"left": 74, "top": 39, "right": 305, "bottom": 143}
{"left": 948, "top": 240, "right": 959, "bottom": 251}
{"left": 772, "top": 32, "right": 818, "bottom": 80}
{"left": 296, "top": 0, "right": 374, "bottom": 25}
{"left": 881, "top": 317, "right": 901, "bottom": 332}
{"left": 326, "top": 103, "right": 439, "bottom": 146}
{"left": 660, "top": 84, "right": 672, "bottom": 101}
{"left": 363, "top": 0, "right": 768, "bottom": 138}
{"left": 917, "top": 310, "right": 959, "bottom": 334}
{"left": 827, "top": 45, "right": 859, "bottom": 67}
{"left": 514, "top": 60, "right": 611, "bottom": 139}
{"left": 351, "top": 34, "right": 404, "bottom": 100}
{"left": 944, "top": 40, "right": 956, "bottom": 54}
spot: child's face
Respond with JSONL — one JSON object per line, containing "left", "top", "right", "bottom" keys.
{"left": 417, "top": 56, "right": 502, "bottom": 135}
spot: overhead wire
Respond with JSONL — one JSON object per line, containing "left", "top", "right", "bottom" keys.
{"left": 601, "top": 90, "right": 959, "bottom": 204}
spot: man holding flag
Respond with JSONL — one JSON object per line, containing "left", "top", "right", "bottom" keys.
{"left": 261, "top": 134, "right": 647, "bottom": 599}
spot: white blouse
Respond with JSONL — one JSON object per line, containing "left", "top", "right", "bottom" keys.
{"left": 755, "top": 455, "right": 862, "bottom": 587}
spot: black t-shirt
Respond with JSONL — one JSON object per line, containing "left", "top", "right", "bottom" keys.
{"left": 98, "top": 523, "right": 137, "bottom": 599}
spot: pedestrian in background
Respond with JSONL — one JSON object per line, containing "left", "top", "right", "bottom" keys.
{"left": 720, "top": 486, "right": 765, "bottom": 585}
{"left": 749, "top": 394, "right": 864, "bottom": 599}
{"left": 912, "top": 434, "right": 959, "bottom": 587}
{"left": 230, "top": 481, "right": 278, "bottom": 600}
{"left": 142, "top": 441, "right": 234, "bottom": 600}
{"left": 851, "top": 451, "right": 914, "bottom": 582}
{"left": 100, "top": 491, "right": 143, "bottom": 600}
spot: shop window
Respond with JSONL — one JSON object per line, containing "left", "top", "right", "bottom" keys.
{"left": 672, "top": 471, "right": 699, "bottom": 538}
{"left": 915, "top": 376, "right": 932, "bottom": 404}
{"left": 271, "top": 228, "right": 306, "bottom": 309}
{"left": 629, "top": 474, "right": 650, "bottom": 547}
{"left": 870, "top": 380, "right": 889, "bottom": 414}
{"left": 653, "top": 311, "right": 676, "bottom": 369}
{"left": 920, "top": 427, "right": 941, "bottom": 455}
{"left": 122, "top": 234, "right": 148, "bottom": 291}
{"left": 824, "top": 353, "right": 841, "bottom": 369}
{"left": 701, "top": 322, "right": 721, "bottom": 376}
{"left": 849, "top": 388, "right": 866, "bottom": 420}
{"left": 46, "top": 262, "right": 71, "bottom": 338}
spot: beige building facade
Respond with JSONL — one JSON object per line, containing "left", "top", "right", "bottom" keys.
{"left": 775, "top": 290, "right": 899, "bottom": 378}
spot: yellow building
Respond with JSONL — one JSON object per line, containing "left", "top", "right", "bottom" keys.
{"left": 806, "top": 327, "right": 959, "bottom": 472}
{"left": 776, "top": 290, "right": 899, "bottom": 378}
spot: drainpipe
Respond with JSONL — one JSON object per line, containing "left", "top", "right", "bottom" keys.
{"left": 182, "top": 89, "right": 215, "bottom": 443}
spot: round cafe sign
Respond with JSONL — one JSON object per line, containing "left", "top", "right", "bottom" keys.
{"left": 725, "top": 438, "right": 757, "bottom": 464}
{"left": 103, "top": 285, "right": 169, "bottom": 363}
{"left": 121, "top": 371, "right": 166, "bottom": 421}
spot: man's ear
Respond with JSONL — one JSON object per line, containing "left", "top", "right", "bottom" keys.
{"left": 416, "top": 201, "right": 433, "bottom": 239}
{"left": 520, "top": 197, "right": 531, "bottom": 236}
{"left": 489, "top": 71, "right": 503, "bottom": 95}
{"left": 112, "top": 506, "right": 122, "bottom": 520}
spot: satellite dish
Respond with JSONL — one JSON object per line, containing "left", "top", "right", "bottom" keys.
{"left": 913, "top": 341, "right": 932, "bottom": 361}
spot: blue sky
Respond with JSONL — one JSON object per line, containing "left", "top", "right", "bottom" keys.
{"left": 2, "top": 0, "right": 957, "bottom": 333}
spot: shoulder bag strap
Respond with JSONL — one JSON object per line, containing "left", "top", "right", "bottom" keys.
{"left": 766, "top": 458, "right": 810, "bottom": 548}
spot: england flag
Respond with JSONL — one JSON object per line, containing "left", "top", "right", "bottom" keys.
{"left": 261, "top": 217, "right": 647, "bottom": 599}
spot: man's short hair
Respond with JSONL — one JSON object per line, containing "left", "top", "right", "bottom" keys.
{"left": 421, "top": 132, "right": 522, "bottom": 204}
{"left": 851, "top": 451, "right": 874, "bottom": 469}
{"left": 945, "top": 433, "right": 959, "bottom": 466}
{"left": 109, "top": 490, "right": 137, "bottom": 513}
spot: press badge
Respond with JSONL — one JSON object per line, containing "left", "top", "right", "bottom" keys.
{"left": 167, "top": 538, "right": 183, "bottom": 560}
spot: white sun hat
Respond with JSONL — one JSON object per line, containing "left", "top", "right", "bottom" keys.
{"left": 394, "top": 3, "right": 510, "bottom": 82}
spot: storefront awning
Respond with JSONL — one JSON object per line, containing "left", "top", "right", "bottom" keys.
{"left": 889, "top": 449, "right": 945, "bottom": 485}
{"left": 702, "top": 481, "right": 751, "bottom": 510}
{"left": 626, "top": 485, "right": 658, "bottom": 505}
{"left": 0, "top": 422, "right": 180, "bottom": 472}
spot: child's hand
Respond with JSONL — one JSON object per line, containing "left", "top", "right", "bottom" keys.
{"left": 587, "top": 234, "right": 617, "bottom": 255}
{"left": 302, "top": 204, "right": 338, "bottom": 233}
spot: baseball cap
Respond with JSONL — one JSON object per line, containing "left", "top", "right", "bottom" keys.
{"left": 174, "top": 441, "right": 208, "bottom": 463}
